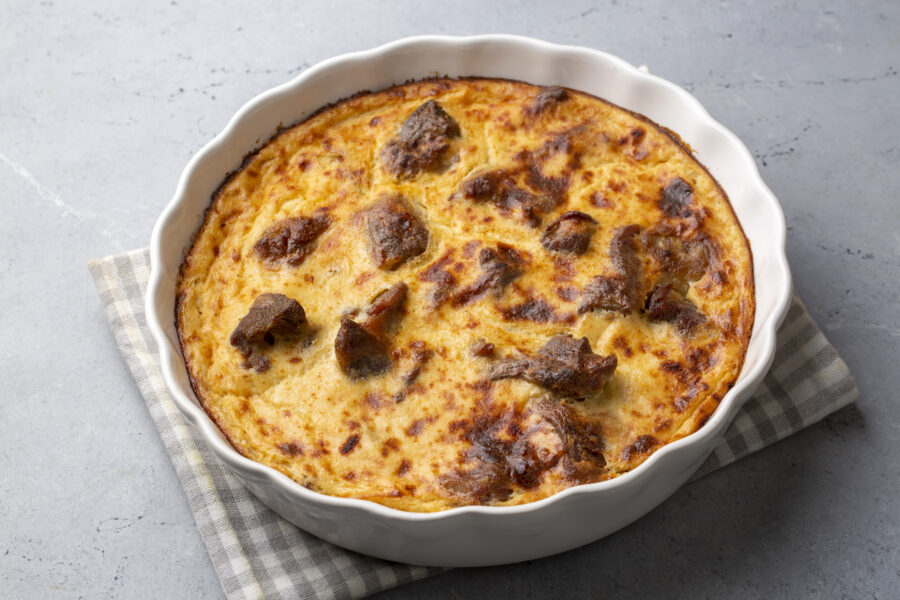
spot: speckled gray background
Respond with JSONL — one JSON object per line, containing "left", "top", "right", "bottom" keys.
{"left": 1, "top": 1, "right": 898, "bottom": 598}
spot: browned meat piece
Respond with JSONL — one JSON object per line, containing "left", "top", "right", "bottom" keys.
{"left": 380, "top": 100, "right": 461, "bottom": 178}
{"left": 524, "top": 86, "right": 570, "bottom": 116}
{"left": 578, "top": 224, "right": 642, "bottom": 314}
{"left": 457, "top": 169, "right": 555, "bottom": 227}
{"left": 499, "top": 297, "right": 575, "bottom": 324}
{"left": 418, "top": 250, "right": 457, "bottom": 307}
{"left": 451, "top": 244, "right": 523, "bottom": 306}
{"left": 363, "top": 282, "right": 408, "bottom": 335}
{"left": 577, "top": 277, "right": 631, "bottom": 315}
{"left": 487, "top": 335, "right": 617, "bottom": 397}
{"left": 642, "top": 226, "right": 711, "bottom": 281}
{"left": 253, "top": 214, "right": 330, "bottom": 267}
{"left": 644, "top": 283, "right": 706, "bottom": 335}
{"left": 458, "top": 169, "right": 503, "bottom": 201}
{"left": 541, "top": 211, "right": 598, "bottom": 255}
{"left": 334, "top": 317, "right": 391, "bottom": 378}
{"left": 470, "top": 339, "right": 495, "bottom": 357}
{"left": 535, "top": 399, "right": 607, "bottom": 473}
{"left": 659, "top": 177, "right": 695, "bottom": 218}
{"left": 230, "top": 293, "right": 308, "bottom": 372}
{"left": 608, "top": 223, "right": 642, "bottom": 276}
{"left": 366, "top": 195, "right": 429, "bottom": 269}
{"left": 337, "top": 283, "right": 412, "bottom": 381}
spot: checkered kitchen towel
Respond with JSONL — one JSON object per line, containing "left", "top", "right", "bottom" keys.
{"left": 89, "top": 248, "right": 857, "bottom": 600}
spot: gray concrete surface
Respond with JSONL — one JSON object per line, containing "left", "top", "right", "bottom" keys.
{"left": 1, "top": 0, "right": 897, "bottom": 598}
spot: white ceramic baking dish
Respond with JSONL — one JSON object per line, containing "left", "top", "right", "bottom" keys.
{"left": 146, "top": 34, "right": 792, "bottom": 567}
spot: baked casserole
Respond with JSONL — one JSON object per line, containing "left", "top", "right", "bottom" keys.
{"left": 176, "top": 77, "right": 754, "bottom": 512}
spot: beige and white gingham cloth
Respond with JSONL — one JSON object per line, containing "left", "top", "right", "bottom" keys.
{"left": 89, "top": 248, "right": 858, "bottom": 600}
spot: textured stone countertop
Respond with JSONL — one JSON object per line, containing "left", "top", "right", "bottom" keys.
{"left": 2, "top": 1, "right": 898, "bottom": 598}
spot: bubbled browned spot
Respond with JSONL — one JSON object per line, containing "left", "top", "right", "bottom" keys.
{"left": 622, "top": 435, "right": 660, "bottom": 461}
{"left": 555, "top": 286, "right": 580, "bottom": 303}
{"left": 311, "top": 439, "right": 330, "bottom": 458}
{"left": 277, "top": 442, "right": 304, "bottom": 457}
{"left": 395, "top": 459, "right": 412, "bottom": 476}
{"left": 394, "top": 341, "right": 433, "bottom": 402}
{"left": 340, "top": 434, "right": 360, "bottom": 455}
{"left": 590, "top": 192, "right": 614, "bottom": 209}
{"left": 405, "top": 416, "right": 436, "bottom": 438}
{"left": 364, "top": 390, "right": 387, "bottom": 411}
{"left": 611, "top": 335, "right": 633, "bottom": 358}
{"left": 660, "top": 360, "right": 682, "bottom": 374}
{"left": 618, "top": 127, "right": 649, "bottom": 160}
{"left": 380, "top": 437, "right": 401, "bottom": 457}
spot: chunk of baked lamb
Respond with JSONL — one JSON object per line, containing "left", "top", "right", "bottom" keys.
{"left": 541, "top": 211, "right": 598, "bottom": 255}
{"left": 334, "top": 282, "right": 410, "bottom": 378}
{"left": 365, "top": 194, "right": 429, "bottom": 270}
{"left": 643, "top": 283, "right": 706, "bottom": 335}
{"left": 334, "top": 317, "right": 392, "bottom": 378}
{"left": 456, "top": 169, "right": 555, "bottom": 227}
{"left": 450, "top": 244, "right": 524, "bottom": 306}
{"left": 253, "top": 213, "right": 330, "bottom": 267}
{"left": 362, "top": 282, "right": 408, "bottom": 336}
{"left": 381, "top": 100, "right": 461, "bottom": 178}
{"left": 230, "top": 293, "right": 307, "bottom": 372}
{"left": 523, "top": 86, "right": 570, "bottom": 117}
{"left": 578, "top": 224, "right": 642, "bottom": 314}
{"left": 487, "top": 335, "right": 617, "bottom": 397}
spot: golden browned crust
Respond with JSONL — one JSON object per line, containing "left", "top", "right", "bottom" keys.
{"left": 176, "top": 77, "right": 755, "bottom": 512}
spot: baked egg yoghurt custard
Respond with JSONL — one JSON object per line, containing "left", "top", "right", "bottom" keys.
{"left": 176, "top": 78, "right": 755, "bottom": 512}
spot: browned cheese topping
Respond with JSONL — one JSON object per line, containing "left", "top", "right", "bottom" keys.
{"left": 177, "top": 78, "right": 754, "bottom": 512}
